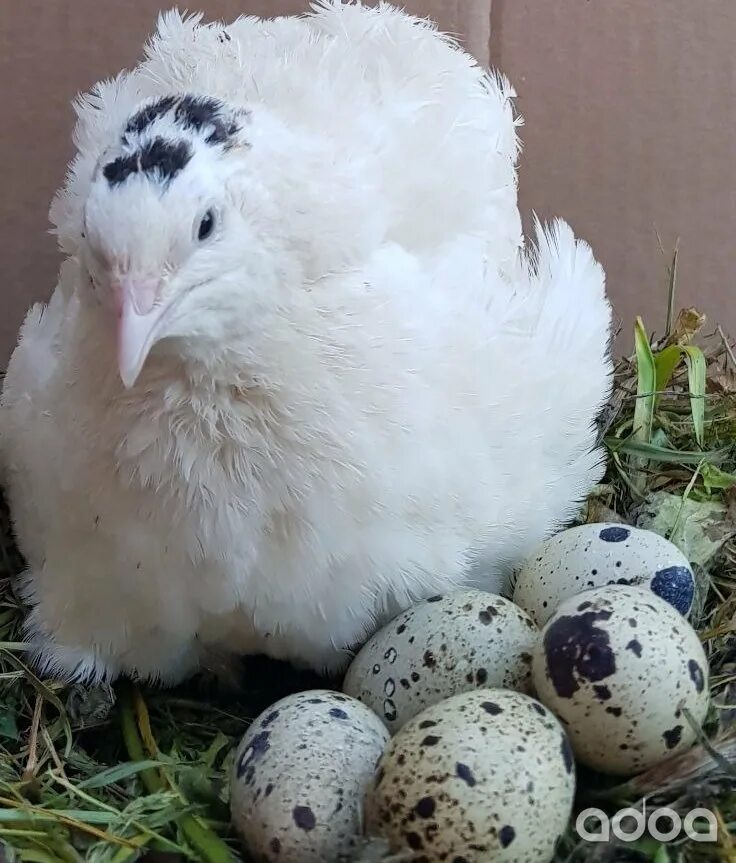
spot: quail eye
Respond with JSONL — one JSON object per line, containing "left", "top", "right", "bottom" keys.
{"left": 197, "top": 209, "right": 215, "bottom": 242}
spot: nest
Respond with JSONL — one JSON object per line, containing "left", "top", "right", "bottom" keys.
{"left": 0, "top": 293, "right": 734, "bottom": 862}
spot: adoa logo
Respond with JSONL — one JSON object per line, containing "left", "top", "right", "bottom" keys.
{"left": 576, "top": 804, "right": 717, "bottom": 843}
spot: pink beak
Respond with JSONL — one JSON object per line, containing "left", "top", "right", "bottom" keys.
{"left": 112, "top": 275, "right": 165, "bottom": 388}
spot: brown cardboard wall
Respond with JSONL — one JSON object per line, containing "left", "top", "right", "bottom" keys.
{"left": 0, "top": 0, "right": 488, "bottom": 367}
{"left": 492, "top": 0, "right": 736, "bottom": 345}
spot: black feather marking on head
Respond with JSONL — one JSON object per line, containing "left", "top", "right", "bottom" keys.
{"left": 103, "top": 137, "right": 192, "bottom": 187}
{"left": 174, "top": 94, "right": 243, "bottom": 148}
{"left": 139, "top": 138, "right": 192, "bottom": 182}
{"left": 207, "top": 117, "right": 243, "bottom": 147}
{"left": 103, "top": 153, "right": 140, "bottom": 186}
{"left": 125, "top": 95, "right": 178, "bottom": 136}
{"left": 175, "top": 95, "right": 222, "bottom": 132}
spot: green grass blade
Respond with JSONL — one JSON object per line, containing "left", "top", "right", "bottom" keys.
{"left": 633, "top": 317, "right": 656, "bottom": 444}
{"left": 683, "top": 344, "right": 707, "bottom": 446}
{"left": 604, "top": 437, "right": 731, "bottom": 466}
{"left": 0, "top": 810, "right": 120, "bottom": 826}
{"left": 653, "top": 344, "right": 683, "bottom": 394}
{"left": 76, "top": 761, "right": 164, "bottom": 791}
{"left": 119, "top": 685, "right": 235, "bottom": 863}
{"left": 9, "top": 850, "right": 66, "bottom": 863}
{"left": 109, "top": 844, "right": 147, "bottom": 863}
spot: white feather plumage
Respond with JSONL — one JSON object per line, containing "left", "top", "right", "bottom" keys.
{"left": 0, "top": 1, "right": 611, "bottom": 684}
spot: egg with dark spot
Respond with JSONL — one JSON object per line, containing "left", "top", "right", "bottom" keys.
{"left": 343, "top": 590, "right": 539, "bottom": 732}
{"left": 230, "top": 690, "right": 389, "bottom": 862}
{"left": 513, "top": 523, "right": 696, "bottom": 625}
{"left": 365, "top": 689, "right": 574, "bottom": 862}
{"left": 532, "top": 585, "right": 709, "bottom": 775}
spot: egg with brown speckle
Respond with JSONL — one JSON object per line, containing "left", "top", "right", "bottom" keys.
{"left": 343, "top": 590, "right": 539, "bottom": 733}
{"left": 513, "top": 523, "right": 696, "bottom": 626}
{"left": 364, "top": 689, "right": 575, "bottom": 863}
{"left": 230, "top": 690, "right": 389, "bottom": 863}
{"left": 532, "top": 584, "right": 709, "bottom": 775}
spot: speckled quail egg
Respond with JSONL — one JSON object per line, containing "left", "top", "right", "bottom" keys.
{"left": 230, "top": 689, "right": 389, "bottom": 863}
{"left": 532, "top": 584, "right": 709, "bottom": 775}
{"left": 343, "top": 590, "right": 539, "bottom": 732}
{"left": 514, "top": 522, "right": 696, "bottom": 626}
{"left": 364, "top": 689, "right": 575, "bottom": 863}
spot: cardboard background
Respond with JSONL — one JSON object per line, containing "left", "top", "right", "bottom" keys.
{"left": 0, "top": 1, "right": 733, "bottom": 362}
{"left": 492, "top": 0, "right": 736, "bottom": 345}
